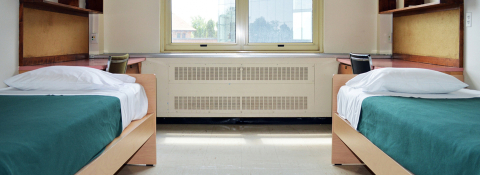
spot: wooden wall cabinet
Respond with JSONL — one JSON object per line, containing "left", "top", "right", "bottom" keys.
{"left": 379, "top": 0, "right": 396, "bottom": 13}
{"left": 20, "top": 0, "right": 103, "bottom": 15}
{"left": 381, "top": 0, "right": 465, "bottom": 68}
{"left": 379, "top": 0, "right": 463, "bottom": 15}
{"left": 404, "top": 0, "right": 424, "bottom": 7}
{"left": 86, "top": 0, "right": 103, "bottom": 13}
{"left": 58, "top": 0, "right": 79, "bottom": 7}
{"left": 19, "top": 0, "right": 103, "bottom": 66}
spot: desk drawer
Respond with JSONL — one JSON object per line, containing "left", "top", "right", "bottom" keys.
{"left": 126, "top": 63, "right": 141, "bottom": 74}
{"left": 338, "top": 64, "right": 353, "bottom": 74}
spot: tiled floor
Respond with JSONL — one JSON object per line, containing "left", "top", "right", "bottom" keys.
{"left": 116, "top": 124, "right": 371, "bottom": 175}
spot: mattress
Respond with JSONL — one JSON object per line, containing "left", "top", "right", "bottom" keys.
{"left": 0, "top": 83, "right": 148, "bottom": 130}
{"left": 337, "top": 86, "right": 480, "bottom": 129}
{"left": 0, "top": 95, "right": 123, "bottom": 175}
{"left": 357, "top": 96, "right": 480, "bottom": 175}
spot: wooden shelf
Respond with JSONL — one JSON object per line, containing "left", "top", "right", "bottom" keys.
{"left": 379, "top": 0, "right": 463, "bottom": 15}
{"left": 21, "top": 0, "right": 102, "bottom": 16}
{"left": 381, "top": 2, "right": 445, "bottom": 14}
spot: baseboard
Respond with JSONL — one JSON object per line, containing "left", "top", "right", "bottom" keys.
{"left": 156, "top": 117, "right": 332, "bottom": 125}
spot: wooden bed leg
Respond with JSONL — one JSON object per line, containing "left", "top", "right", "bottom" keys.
{"left": 332, "top": 133, "right": 362, "bottom": 164}
{"left": 126, "top": 134, "right": 157, "bottom": 165}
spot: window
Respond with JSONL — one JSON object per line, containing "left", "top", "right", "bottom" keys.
{"left": 161, "top": 0, "right": 323, "bottom": 52}
{"left": 249, "top": 0, "right": 312, "bottom": 43}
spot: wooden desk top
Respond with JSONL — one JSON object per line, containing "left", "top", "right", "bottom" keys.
{"left": 19, "top": 58, "right": 146, "bottom": 71}
{"left": 337, "top": 58, "right": 463, "bottom": 72}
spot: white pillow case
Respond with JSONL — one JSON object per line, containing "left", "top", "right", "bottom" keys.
{"left": 5, "top": 66, "right": 128, "bottom": 91}
{"left": 346, "top": 68, "right": 468, "bottom": 94}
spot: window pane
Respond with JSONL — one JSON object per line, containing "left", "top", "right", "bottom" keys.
{"left": 249, "top": 0, "right": 312, "bottom": 43}
{"left": 172, "top": 0, "right": 236, "bottom": 43}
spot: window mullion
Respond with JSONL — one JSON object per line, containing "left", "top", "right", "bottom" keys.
{"left": 236, "top": 0, "right": 249, "bottom": 50}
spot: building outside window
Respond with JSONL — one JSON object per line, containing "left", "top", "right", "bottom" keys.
{"left": 172, "top": 14, "right": 197, "bottom": 42}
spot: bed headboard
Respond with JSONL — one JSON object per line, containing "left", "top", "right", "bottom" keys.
{"left": 331, "top": 74, "right": 464, "bottom": 117}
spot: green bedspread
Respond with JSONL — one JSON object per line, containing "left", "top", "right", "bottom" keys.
{"left": 0, "top": 95, "right": 123, "bottom": 175}
{"left": 358, "top": 96, "right": 480, "bottom": 175}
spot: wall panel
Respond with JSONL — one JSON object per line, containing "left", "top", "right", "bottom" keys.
{"left": 393, "top": 9, "right": 460, "bottom": 59}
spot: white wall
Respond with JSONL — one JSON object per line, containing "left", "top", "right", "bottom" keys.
{"left": 89, "top": 14, "right": 105, "bottom": 55}
{"left": 0, "top": 0, "right": 19, "bottom": 88}
{"left": 103, "top": 0, "right": 160, "bottom": 53}
{"left": 99, "top": 14, "right": 105, "bottom": 54}
{"left": 377, "top": 14, "right": 392, "bottom": 54}
{"left": 323, "top": 0, "right": 380, "bottom": 54}
{"left": 464, "top": 0, "right": 480, "bottom": 90}
{"left": 89, "top": 14, "right": 100, "bottom": 55}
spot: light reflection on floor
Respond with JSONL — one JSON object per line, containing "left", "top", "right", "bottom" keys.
{"left": 164, "top": 137, "right": 247, "bottom": 145}
{"left": 116, "top": 124, "right": 372, "bottom": 175}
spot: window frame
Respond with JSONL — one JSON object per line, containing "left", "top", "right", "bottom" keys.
{"left": 160, "top": 0, "right": 323, "bottom": 52}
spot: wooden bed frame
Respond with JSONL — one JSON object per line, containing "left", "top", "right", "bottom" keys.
{"left": 76, "top": 74, "right": 157, "bottom": 174}
{"left": 331, "top": 74, "right": 464, "bottom": 175}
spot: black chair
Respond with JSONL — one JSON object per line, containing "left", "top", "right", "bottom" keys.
{"left": 350, "top": 53, "right": 372, "bottom": 74}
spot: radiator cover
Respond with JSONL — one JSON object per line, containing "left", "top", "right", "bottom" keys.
{"left": 142, "top": 58, "right": 338, "bottom": 118}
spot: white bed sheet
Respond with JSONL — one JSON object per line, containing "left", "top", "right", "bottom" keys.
{"left": 337, "top": 86, "right": 480, "bottom": 130}
{"left": 0, "top": 83, "right": 148, "bottom": 130}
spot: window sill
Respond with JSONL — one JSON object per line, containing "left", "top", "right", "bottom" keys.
{"left": 93, "top": 53, "right": 392, "bottom": 59}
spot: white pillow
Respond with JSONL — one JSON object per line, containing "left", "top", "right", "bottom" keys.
{"left": 346, "top": 68, "right": 468, "bottom": 94}
{"left": 5, "top": 66, "right": 125, "bottom": 91}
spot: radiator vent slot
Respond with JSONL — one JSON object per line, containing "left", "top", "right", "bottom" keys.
{"left": 174, "top": 96, "right": 307, "bottom": 110}
{"left": 175, "top": 97, "right": 241, "bottom": 110}
{"left": 174, "top": 67, "right": 308, "bottom": 81}
{"left": 242, "top": 96, "right": 307, "bottom": 110}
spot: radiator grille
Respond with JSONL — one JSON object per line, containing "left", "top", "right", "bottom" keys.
{"left": 174, "top": 96, "right": 307, "bottom": 110}
{"left": 242, "top": 96, "right": 307, "bottom": 110}
{"left": 174, "top": 67, "right": 308, "bottom": 80}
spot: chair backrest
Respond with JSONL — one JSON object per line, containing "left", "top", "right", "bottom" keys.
{"left": 106, "top": 54, "right": 129, "bottom": 74}
{"left": 349, "top": 53, "right": 372, "bottom": 74}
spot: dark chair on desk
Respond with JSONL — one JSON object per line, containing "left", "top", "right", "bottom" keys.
{"left": 106, "top": 54, "right": 130, "bottom": 74}
{"left": 350, "top": 53, "right": 372, "bottom": 74}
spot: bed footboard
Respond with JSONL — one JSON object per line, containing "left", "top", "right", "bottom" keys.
{"left": 127, "top": 74, "right": 157, "bottom": 165}
{"left": 76, "top": 74, "right": 157, "bottom": 174}
{"left": 333, "top": 113, "right": 411, "bottom": 174}
{"left": 127, "top": 129, "right": 157, "bottom": 165}
{"left": 331, "top": 74, "right": 412, "bottom": 174}
{"left": 332, "top": 130, "right": 362, "bottom": 164}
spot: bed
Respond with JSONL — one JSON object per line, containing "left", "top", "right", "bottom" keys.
{"left": 0, "top": 72, "right": 157, "bottom": 175}
{"left": 331, "top": 73, "right": 480, "bottom": 175}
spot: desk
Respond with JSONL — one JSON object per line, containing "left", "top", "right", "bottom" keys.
{"left": 19, "top": 58, "right": 147, "bottom": 74}
{"left": 337, "top": 58, "right": 463, "bottom": 75}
